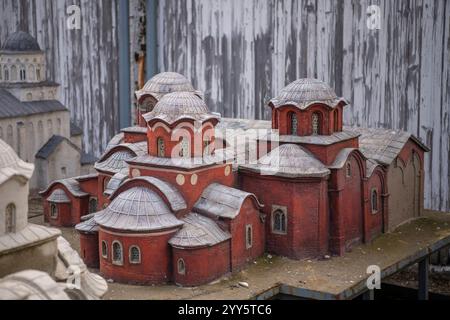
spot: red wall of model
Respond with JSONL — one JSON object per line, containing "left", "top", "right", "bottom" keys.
{"left": 227, "top": 198, "right": 265, "bottom": 271}
{"left": 171, "top": 241, "right": 231, "bottom": 287}
{"left": 99, "top": 228, "right": 178, "bottom": 285}
{"left": 124, "top": 131, "right": 147, "bottom": 144}
{"left": 239, "top": 172, "right": 329, "bottom": 259}
{"left": 364, "top": 170, "right": 384, "bottom": 242}
{"left": 79, "top": 232, "right": 100, "bottom": 268}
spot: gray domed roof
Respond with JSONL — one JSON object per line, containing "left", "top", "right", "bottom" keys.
{"left": 240, "top": 144, "right": 330, "bottom": 178}
{"left": 135, "top": 72, "right": 197, "bottom": 101}
{"left": 47, "top": 189, "right": 71, "bottom": 203}
{"left": 0, "top": 138, "right": 34, "bottom": 185}
{"left": 95, "top": 186, "right": 183, "bottom": 232}
{"left": 270, "top": 78, "right": 347, "bottom": 109}
{"left": 143, "top": 91, "right": 219, "bottom": 125}
{"left": 1, "top": 31, "right": 42, "bottom": 52}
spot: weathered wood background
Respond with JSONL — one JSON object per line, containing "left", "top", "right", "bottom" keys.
{"left": 0, "top": 0, "right": 449, "bottom": 212}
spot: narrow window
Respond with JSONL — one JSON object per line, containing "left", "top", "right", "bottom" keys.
{"left": 177, "top": 259, "right": 186, "bottom": 275}
{"left": 36, "top": 68, "right": 41, "bottom": 81}
{"left": 5, "top": 204, "right": 16, "bottom": 233}
{"left": 203, "top": 137, "right": 211, "bottom": 155}
{"left": 103, "top": 177, "right": 110, "bottom": 192}
{"left": 312, "top": 112, "right": 321, "bottom": 135}
{"left": 19, "top": 67, "right": 26, "bottom": 81}
{"left": 290, "top": 112, "right": 298, "bottom": 135}
{"left": 61, "top": 167, "right": 67, "bottom": 177}
{"left": 179, "top": 137, "right": 190, "bottom": 158}
{"left": 89, "top": 198, "right": 98, "bottom": 214}
{"left": 101, "top": 241, "right": 108, "bottom": 258}
{"left": 272, "top": 209, "right": 287, "bottom": 234}
{"left": 246, "top": 225, "right": 253, "bottom": 249}
{"left": 371, "top": 189, "right": 379, "bottom": 213}
{"left": 334, "top": 109, "right": 339, "bottom": 131}
{"left": 157, "top": 137, "right": 165, "bottom": 157}
{"left": 10, "top": 65, "right": 17, "bottom": 81}
{"left": 129, "top": 246, "right": 141, "bottom": 264}
{"left": 4, "top": 68, "right": 9, "bottom": 81}
{"left": 112, "top": 241, "right": 123, "bottom": 265}
{"left": 346, "top": 162, "right": 351, "bottom": 178}
{"left": 50, "top": 204, "right": 58, "bottom": 219}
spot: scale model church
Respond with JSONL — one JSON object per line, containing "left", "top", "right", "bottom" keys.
{"left": 40, "top": 72, "right": 429, "bottom": 287}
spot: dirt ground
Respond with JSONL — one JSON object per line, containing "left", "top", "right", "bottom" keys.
{"left": 29, "top": 199, "right": 450, "bottom": 300}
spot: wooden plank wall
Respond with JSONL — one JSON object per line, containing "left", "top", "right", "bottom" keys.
{"left": 0, "top": 0, "right": 120, "bottom": 158}
{"left": 157, "top": 0, "right": 450, "bottom": 212}
{"left": 0, "top": 0, "right": 448, "bottom": 211}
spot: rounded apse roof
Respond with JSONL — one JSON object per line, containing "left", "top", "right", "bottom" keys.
{"left": 143, "top": 91, "right": 219, "bottom": 125}
{"left": 135, "top": 72, "right": 197, "bottom": 101}
{"left": 95, "top": 186, "right": 183, "bottom": 232}
{"left": 270, "top": 78, "right": 347, "bottom": 109}
{"left": 0, "top": 138, "right": 34, "bottom": 185}
{"left": 1, "top": 31, "right": 42, "bottom": 52}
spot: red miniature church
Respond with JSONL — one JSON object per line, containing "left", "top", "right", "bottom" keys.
{"left": 40, "top": 73, "right": 429, "bottom": 287}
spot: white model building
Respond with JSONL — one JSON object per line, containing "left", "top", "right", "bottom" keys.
{"left": 0, "top": 31, "right": 96, "bottom": 193}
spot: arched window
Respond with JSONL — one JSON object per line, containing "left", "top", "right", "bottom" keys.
{"left": 89, "top": 198, "right": 98, "bottom": 214}
{"left": 179, "top": 137, "right": 190, "bottom": 158}
{"left": 371, "top": 189, "right": 379, "bottom": 213}
{"left": 50, "top": 204, "right": 58, "bottom": 219}
{"left": 5, "top": 204, "right": 16, "bottom": 233}
{"left": 157, "top": 137, "right": 165, "bottom": 157}
{"left": 19, "top": 66, "right": 26, "bottom": 81}
{"left": 112, "top": 241, "right": 123, "bottom": 265}
{"left": 312, "top": 112, "right": 321, "bottom": 135}
{"left": 129, "top": 246, "right": 141, "bottom": 264}
{"left": 101, "top": 241, "right": 108, "bottom": 258}
{"left": 246, "top": 225, "right": 253, "bottom": 249}
{"left": 47, "top": 119, "right": 53, "bottom": 136}
{"left": 203, "top": 137, "right": 211, "bottom": 155}
{"left": 272, "top": 210, "right": 287, "bottom": 234}
{"left": 177, "top": 259, "right": 186, "bottom": 275}
{"left": 38, "top": 121, "right": 44, "bottom": 145}
{"left": 36, "top": 68, "right": 41, "bottom": 81}
{"left": 4, "top": 67, "right": 9, "bottom": 81}
{"left": 290, "top": 112, "right": 298, "bottom": 135}
{"left": 10, "top": 65, "right": 17, "bottom": 81}
{"left": 6, "top": 125, "right": 13, "bottom": 146}
{"left": 334, "top": 109, "right": 339, "bottom": 131}
{"left": 346, "top": 162, "right": 352, "bottom": 178}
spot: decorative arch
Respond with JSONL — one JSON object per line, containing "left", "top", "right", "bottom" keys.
{"left": 311, "top": 112, "right": 322, "bottom": 135}
{"left": 157, "top": 137, "right": 165, "bottom": 157}
{"left": 288, "top": 111, "right": 298, "bottom": 135}
{"left": 129, "top": 246, "right": 141, "bottom": 264}
{"left": 112, "top": 241, "right": 123, "bottom": 265}
{"left": 177, "top": 258, "right": 186, "bottom": 275}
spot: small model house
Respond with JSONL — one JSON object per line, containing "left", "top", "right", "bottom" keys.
{"left": 40, "top": 73, "right": 429, "bottom": 287}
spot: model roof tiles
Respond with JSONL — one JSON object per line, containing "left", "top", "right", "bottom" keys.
{"left": 193, "top": 183, "right": 262, "bottom": 219}
{"left": 95, "top": 186, "right": 183, "bottom": 232}
{"left": 135, "top": 72, "right": 197, "bottom": 101}
{"left": 270, "top": 78, "right": 348, "bottom": 109}
{"left": 143, "top": 92, "right": 219, "bottom": 125}
{"left": 1, "top": 31, "right": 42, "bottom": 53}
{"left": 104, "top": 172, "right": 129, "bottom": 196}
{"left": 0, "top": 138, "right": 34, "bottom": 185}
{"left": 46, "top": 189, "right": 71, "bottom": 203}
{"left": 95, "top": 142, "right": 147, "bottom": 174}
{"left": 169, "top": 213, "right": 231, "bottom": 248}
{"left": 75, "top": 217, "right": 99, "bottom": 234}
{"left": 40, "top": 177, "right": 89, "bottom": 198}
{"left": 240, "top": 144, "right": 330, "bottom": 178}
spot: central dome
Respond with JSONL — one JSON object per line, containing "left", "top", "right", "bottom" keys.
{"left": 0, "top": 139, "right": 34, "bottom": 184}
{"left": 143, "top": 91, "right": 219, "bottom": 125}
{"left": 1, "top": 31, "right": 41, "bottom": 52}
{"left": 270, "top": 78, "right": 347, "bottom": 109}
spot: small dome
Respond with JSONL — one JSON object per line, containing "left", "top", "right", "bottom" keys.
{"left": 135, "top": 72, "right": 197, "bottom": 101}
{"left": 47, "top": 189, "right": 71, "bottom": 203}
{"left": 1, "top": 31, "right": 41, "bottom": 52}
{"left": 95, "top": 186, "right": 183, "bottom": 232}
{"left": 240, "top": 144, "right": 330, "bottom": 178}
{"left": 143, "top": 91, "right": 219, "bottom": 125}
{"left": 270, "top": 78, "right": 347, "bottom": 109}
{"left": 0, "top": 139, "right": 34, "bottom": 185}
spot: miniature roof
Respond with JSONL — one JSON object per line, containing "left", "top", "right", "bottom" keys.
{"left": 75, "top": 217, "right": 99, "bottom": 234}
{"left": 95, "top": 186, "right": 184, "bottom": 232}
{"left": 0, "top": 31, "right": 42, "bottom": 53}
{"left": 0, "top": 89, "right": 67, "bottom": 119}
{"left": 104, "top": 171, "right": 129, "bottom": 196}
{"left": 120, "top": 126, "right": 147, "bottom": 134}
{"left": 105, "top": 132, "right": 125, "bottom": 152}
{"left": 127, "top": 148, "right": 235, "bottom": 171}
{"left": 240, "top": 144, "right": 330, "bottom": 178}
{"left": 0, "top": 138, "right": 34, "bottom": 185}
{"left": 35, "top": 135, "right": 80, "bottom": 160}
{"left": 95, "top": 142, "right": 147, "bottom": 174}
{"left": 112, "top": 176, "right": 187, "bottom": 212}
{"left": 270, "top": 78, "right": 348, "bottom": 109}
{"left": 169, "top": 213, "right": 231, "bottom": 248}
{"left": 135, "top": 72, "right": 196, "bottom": 101}
{"left": 345, "top": 126, "right": 430, "bottom": 165}
{"left": 143, "top": 92, "right": 219, "bottom": 125}
{"left": 0, "top": 270, "right": 70, "bottom": 300}
{"left": 40, "top": 178, "right": 89, "bottom": 198}
{"left": 328, "top": 148, "right": 380, "bottom": 178}
{"left": 193, "top": 183, "right": 263, "bottom": 219}
{"left": 47, "top": 188, "right": 71, "bottom": 203}
{"left": 0, "top": 224, "right": 60, "bottom": 254}
{"left": 70, "top": 121, "right": 83, "bottom": 136}
{"left": 261, "top": 130, "right": 360, "bottom": 146}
